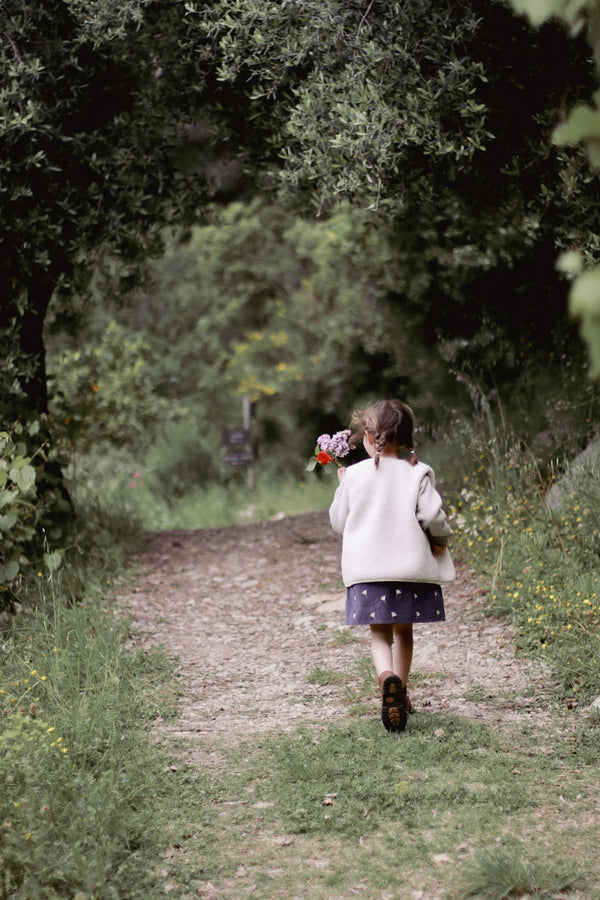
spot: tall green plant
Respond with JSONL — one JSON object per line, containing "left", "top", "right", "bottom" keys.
{"left": 0, "top": 422, "right": 65, "bottom": 606}
{"left": 447, "top": 422, "right": 600, "bottom": 700}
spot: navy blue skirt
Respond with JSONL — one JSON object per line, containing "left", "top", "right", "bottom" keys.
{"left": 345, "top": 581, "right": 445, "bottom": 625}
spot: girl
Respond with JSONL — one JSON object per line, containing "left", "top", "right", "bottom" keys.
{"left": 329, "top": 399, "right": 455, "bottom": 733}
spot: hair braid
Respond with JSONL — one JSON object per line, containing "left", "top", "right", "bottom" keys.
{"left": 350, "top": 398, "right": 418, "bottom": 468}
{"left": 373, "top": 431, "right": 387, "bottom": 469}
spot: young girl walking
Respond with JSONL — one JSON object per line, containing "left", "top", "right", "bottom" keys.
{"left": 329, "top": 399, "right": 455, "bottom": 733}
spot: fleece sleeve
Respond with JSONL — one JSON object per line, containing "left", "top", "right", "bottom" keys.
{"left": 329, "top": 479, "right": 350, "bottom": 534}
{"left": 416, "top": 472, "right": 453, "bottom": 543}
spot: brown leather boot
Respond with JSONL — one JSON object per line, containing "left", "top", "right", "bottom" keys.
{"left": 378, "top": 671, "right": 407, "bottom": 732}
{"left": 378, "top": 672, "right": 413, "bottom": 714}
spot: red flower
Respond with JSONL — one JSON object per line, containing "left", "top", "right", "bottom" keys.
{"left": 316, "top": 451, "right": 333, "bottom": 465}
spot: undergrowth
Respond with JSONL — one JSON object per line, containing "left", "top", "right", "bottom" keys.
{"left": 0, "top": 519, "right": 177, "bottom": 899}
{"left": 447, "top": 434, "right": 600, "bottom": 703}
{"left": 67, "top": 447, "right": 335, "bottom": 529}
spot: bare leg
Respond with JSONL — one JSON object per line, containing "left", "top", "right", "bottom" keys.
{"left": 392, "top": 623, "right": 413, "bottom": 686}
{"left": 372, "top": 624, "right": 407, "bottom": 732}
{"left": 370, "top": 624, "right": 394, "bottom": 676}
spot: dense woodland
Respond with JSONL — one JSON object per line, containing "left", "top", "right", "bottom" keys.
{"left": 3, "top": 0, "right": 600, "bottom": 585}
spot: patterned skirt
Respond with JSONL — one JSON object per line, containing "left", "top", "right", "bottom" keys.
{"left": 345, "top": 581, "right": 445, "bottom": 626}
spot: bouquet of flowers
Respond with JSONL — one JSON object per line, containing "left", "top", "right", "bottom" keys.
{"left": 306, "top": 429, "right": 351, "bottom": 471}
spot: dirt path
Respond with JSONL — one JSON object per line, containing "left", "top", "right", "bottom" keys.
{"left": 117, "top": 510, "right": 552, "bottom": 746}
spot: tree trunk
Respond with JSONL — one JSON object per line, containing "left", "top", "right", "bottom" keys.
{"left": 19, "top": 277, "right": 53, "bottom": 417}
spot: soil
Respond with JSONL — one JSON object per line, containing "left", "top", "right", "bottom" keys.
{"left": 117, "top": 509, "right": 553, "bottom": 747}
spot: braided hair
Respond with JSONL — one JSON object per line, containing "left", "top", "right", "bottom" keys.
{"left": 350, "top": 399, "right": 418, "bottom": 469}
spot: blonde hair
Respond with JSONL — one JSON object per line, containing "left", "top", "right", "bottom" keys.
{"left": 350, "top": 399, "right": 417, "bottom": 469}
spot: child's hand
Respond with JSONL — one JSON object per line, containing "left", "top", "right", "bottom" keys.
{"left": 337, "top": 466, "right": 347, "bottom": 483}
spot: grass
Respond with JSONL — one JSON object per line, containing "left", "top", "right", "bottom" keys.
{"left": 156, "top": 709, "right": 600, "bottom": 899}
{"left": 457, "top": 842, "right": 584, "bottom": 899}
{"left": 0, "top": 562, "right": 178, "bottom": 898}
{"left": 68, "top": 447, "right": 336, "bottom": 530}
{"left": 446, "top": 440, "right": 600, "bottom": 704}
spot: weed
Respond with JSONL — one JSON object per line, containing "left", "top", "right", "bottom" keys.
{"left": 307, "top": 667, "right": 347, "bottom": 686}
{"left": 328, "top": 628, "right": 359, "bottom": 647}
{"left": 455, "top": 840, "right": 584, "bottom": 899}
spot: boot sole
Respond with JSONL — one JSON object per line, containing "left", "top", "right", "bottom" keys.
{"left": 381, "top": 674, "right": 408, "bottom": 733}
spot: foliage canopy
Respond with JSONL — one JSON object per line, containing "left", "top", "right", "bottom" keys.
{"left": 4, "top": 0, "right": 600, "bottom": 588}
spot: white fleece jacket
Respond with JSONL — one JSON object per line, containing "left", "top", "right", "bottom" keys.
{"left": 329, "top": 456, "right": 455, "bottom": 587}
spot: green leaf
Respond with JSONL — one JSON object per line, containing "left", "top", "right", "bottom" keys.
{"left": 569, "top": 267, "right": 600, "bottom": 377}
{"left": 552, "top": 105, "right": 600, "bottom": 166}
{"left": 9, "top": 464, "right": 36, "bottom": 493}
{"left": 0, "top": 561, "right": 20, "bottom": 583}
{"left": 556, "top": 250, "right": 584, "bottom": 276}
{"left": 305, "top": 457, "right": 318, "bottom": 471}
{"left": 43, "top": 550, "right": 63, "bottom": 573}
{"left": 509, "top": 0, "right": 571, "bottom": 26}
{"left": 0, "top": 510, "right": 18, "bottom": 532}
{"left": 0, "top": 489, "right": 15, "bottom": 510}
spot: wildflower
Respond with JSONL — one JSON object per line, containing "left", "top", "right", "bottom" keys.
{"left": 318, "top": 431, "right": 351, "bottom": 458}
{"left": 306, "top": 430, "right": 351, "bottom": 471}
{"left": 316, "top": 451, "right": 333, "bottom": 465}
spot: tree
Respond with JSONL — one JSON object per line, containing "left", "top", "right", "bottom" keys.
{"left": 0, "top": 0, "right": 221, "bottom": 583}
{"left": 4, "top": 0, "right": 600, "bottom": 565}
{"left": 2, "top": 1, "right": 199, "bottom": 424}
{"left": 52, "top": 200, "right": 455, "bottom": 489}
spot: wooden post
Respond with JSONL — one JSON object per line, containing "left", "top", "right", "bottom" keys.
{"left": 243, "top": 394, "right": 254, "bottom": 489}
